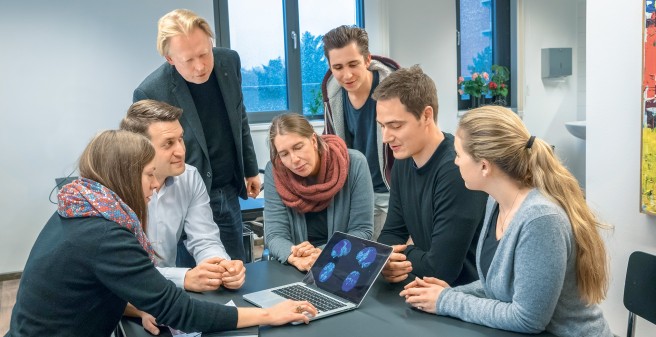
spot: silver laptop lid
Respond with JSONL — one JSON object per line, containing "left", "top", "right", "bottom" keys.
{"left": 302, "top": 231, "right": 392, "bottom": 306}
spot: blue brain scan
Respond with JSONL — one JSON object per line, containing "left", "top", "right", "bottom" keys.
{"left": 319, "top": 262, "right": 335, "bottom": 283}
{"left": 355, "top": 247, "right": 378, "bottom": 268}
{"left": 341, "top": 271, "right": 360, "bottom": 292}
{"left": 331, "top": 239, "right": 352, "bottom": 258}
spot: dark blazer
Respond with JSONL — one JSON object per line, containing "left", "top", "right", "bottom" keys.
{"left": 134, "top": 47, "right": 259, "bottom": 199}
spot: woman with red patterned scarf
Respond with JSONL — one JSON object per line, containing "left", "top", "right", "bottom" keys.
{"left": 264, "top": 113, "right": 374, "bottom": 271}
{"left": 7, "top": 130, "right": 316, "bottom": 337}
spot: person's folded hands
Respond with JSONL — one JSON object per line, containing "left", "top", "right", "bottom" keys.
{"left": 291, "top": 241, "right": 318, "bottom": 257}
{"left": 218, "top": 259, "right": 246, "bottom": 289}
{"left": 184, "top": 257, "right": 225, "bottom": 292}
{"left": 399, "top": 277, "right": 450, "bottom": 314}
{"left": 287, "top": 248, "right": 321, "bottom": 272}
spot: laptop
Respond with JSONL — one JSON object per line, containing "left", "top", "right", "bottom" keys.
{"left": 243, "top": 231, "right": 392, "bottom": 322}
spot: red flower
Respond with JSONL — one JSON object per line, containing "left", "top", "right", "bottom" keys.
{"left": 488, "top": 81, "right": 498, "bottom": 90}
{"left": 501, "top": 83, "right": 507, "bottom": 88}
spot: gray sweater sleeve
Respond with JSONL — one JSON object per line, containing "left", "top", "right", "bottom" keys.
{"left": 263, "top": 162, "right": 296, "bottom": 264}
{"left": 450, "top": 280, "right": 486, "bottom": 298}
{"left": 437, "top": 213, "right": 569, "bottom": 334}
{"left": 339, "top": 151, "right": 374, "bottom": 240}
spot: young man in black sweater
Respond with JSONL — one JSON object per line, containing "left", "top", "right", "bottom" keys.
{"left": 373, "top": 65, "right": 487, "bottom": 287}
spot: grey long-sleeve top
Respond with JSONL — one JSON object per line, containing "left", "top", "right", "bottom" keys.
{"left": 437, "top": 189, "right": 612, "bottom": 337}
{"left": 264, "top": 149, "right": 374, "bottom": 263}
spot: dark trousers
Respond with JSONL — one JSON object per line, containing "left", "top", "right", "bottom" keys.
{"left": 176, "top": 184, "right": 245, "bottom": 267}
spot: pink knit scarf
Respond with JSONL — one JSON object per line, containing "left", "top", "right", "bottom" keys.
{"left": 58, "top": 177, "right": 157, "bottom": 264}
{"left": 273, "top": 135, "right": 349, "bottom": 213}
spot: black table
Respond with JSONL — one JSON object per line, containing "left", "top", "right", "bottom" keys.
{"left": 120, "top": 261, "right": 555, "bottom": 337}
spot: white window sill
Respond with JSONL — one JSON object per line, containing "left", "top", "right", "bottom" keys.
{"left": 457, "top": 107, "right": 522, "bottom": 119}
{"left": 249, "top": 119, "right": 325, "bottom": 131}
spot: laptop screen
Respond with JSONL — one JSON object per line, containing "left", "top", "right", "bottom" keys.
{"left": 305, "top": 232, "right": 392, "bottom": 305}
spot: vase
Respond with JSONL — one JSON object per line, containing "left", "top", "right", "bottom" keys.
{"left": 470, "top": 96, "right": 484, "bottom": 109}
{"left": 493, "top": 95, "right": 507, "bottom": 106}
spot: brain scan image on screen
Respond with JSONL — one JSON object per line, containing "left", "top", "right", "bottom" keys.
{"left": 331, "top": 239, "right": 352, "bottom": 258}
{"left": 319, "top": 262, "right": 335, "bottom": 282}
{"left": 355, "top": 247, "right": 378, "bottom": 268}
{"left": 341, "top": 270, "right": 360, "bottom": 292}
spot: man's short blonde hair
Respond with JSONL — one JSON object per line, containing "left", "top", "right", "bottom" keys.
{"left": 156, "top": 9, "right": 215, "bottom": 57}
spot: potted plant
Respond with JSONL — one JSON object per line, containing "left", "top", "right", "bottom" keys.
{"left": 487, "top": 64, "right": 509, "bottom": 105}
{"left": 458, "top": 72, "right": 489, "bottom": 108}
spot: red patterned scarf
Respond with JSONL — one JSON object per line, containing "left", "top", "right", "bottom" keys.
{"left": 57, "top": 177, "right": 157, "bottom": 264}
{"left": 273, "top": 135, "right": 349, "bottom": 213}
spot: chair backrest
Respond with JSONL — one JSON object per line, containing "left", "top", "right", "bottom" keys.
{"left": 624, "top": 251, "right": 656, "bottom": 337}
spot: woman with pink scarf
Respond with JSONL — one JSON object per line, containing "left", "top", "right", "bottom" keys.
{"left": 264, "top": 113, "right": 374, "bottom": 271}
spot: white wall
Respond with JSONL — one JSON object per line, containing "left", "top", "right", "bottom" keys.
{"left": 520, "top": 0, "right": 586, "bottom": 188}
{"left": 0, "top": 0, "right": 214, "bottom": 273}
{"left": 362, "top": 0, "right": 390, "bottom": 57}
{"left": 588, "top": 1, "right": 656, "bottom": 336}
{"left": 379, "top": 0, "right": 460, "bottom": 133}
{"left": 576, "top": 0, "right": 587, "bottom": 122}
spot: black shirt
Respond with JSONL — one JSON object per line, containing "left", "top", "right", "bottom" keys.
{"left": 377, "top": 133, "right": 487, "bottom": 286}
{"left": 187, "top": 72, "right": 238, "bottom": 193}
{"left": 305, "top": 208, "right": 328, "bottom": 247}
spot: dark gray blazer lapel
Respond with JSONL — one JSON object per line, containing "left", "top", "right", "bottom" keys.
{"left": 214, "top": 57, "right": 242, "bottom": 150}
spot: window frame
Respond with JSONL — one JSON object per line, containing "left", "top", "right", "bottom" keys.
{"left": 456, "top": 0, "right": 512, "bottom": 111}
{"left": 214, "top": 0, "right": 365, "bottom": 123}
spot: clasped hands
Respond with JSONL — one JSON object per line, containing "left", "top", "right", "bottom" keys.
{"left": 287, "top": 241, "right": 321, "bottom": 271}
{"left": 399, "top": 276, "right": 450, "bottom": 314}
{"left": 184, "top": 257, "right": 245, "bottom": 292}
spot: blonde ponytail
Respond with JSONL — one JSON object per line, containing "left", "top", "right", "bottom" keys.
{"left": 458, "top": 106, "right": 609, "bottom": 304}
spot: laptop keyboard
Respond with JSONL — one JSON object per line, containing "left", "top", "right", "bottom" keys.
{"left": 272, "top": 284, "right": 347, "bottom": 312}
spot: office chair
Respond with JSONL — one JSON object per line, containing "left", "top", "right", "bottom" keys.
{"left": 623, "top": 251, "right": 656, "bottom": 337}
{"left": 240, "top": 168, "right": 267, "bottom": 261}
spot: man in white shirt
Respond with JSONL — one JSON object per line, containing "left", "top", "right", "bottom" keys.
{"left": 120, "top": 99, "right": 245, "bottom": 292}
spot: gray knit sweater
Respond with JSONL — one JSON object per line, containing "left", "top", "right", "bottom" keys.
{"left": 437, "top": 189, "right": 612, "bottom": 337}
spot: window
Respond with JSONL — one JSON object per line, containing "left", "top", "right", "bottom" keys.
{"left": 456, "top": 0, "right": 511, "bottom": 110}
{"left": 215, "top": 0, "right": 364, "bottom": 123}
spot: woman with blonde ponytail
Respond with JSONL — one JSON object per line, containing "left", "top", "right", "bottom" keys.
{"left": 400, "top": 106, "right": 611, "bottom": 337}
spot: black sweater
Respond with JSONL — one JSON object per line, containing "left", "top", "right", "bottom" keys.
{"left": 378, "top": 133, "right": 487, "bottom": 286}
{"left": 7, "top": 213, "right": 238, "bottom": 337}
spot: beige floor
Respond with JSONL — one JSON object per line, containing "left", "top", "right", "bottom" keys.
{"left": 0, "top": 279, "right": 19, "bottom": 335}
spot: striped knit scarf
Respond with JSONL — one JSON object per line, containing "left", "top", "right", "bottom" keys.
{"left": 57, "top": 177, "right": 157, "bottom": 264}
{"left": 273, "top": 134, "right": 349, "bottom": 213}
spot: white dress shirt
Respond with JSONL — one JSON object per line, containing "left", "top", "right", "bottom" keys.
{"left": 147, "top": 164, "right": 230, "bottom": 287}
